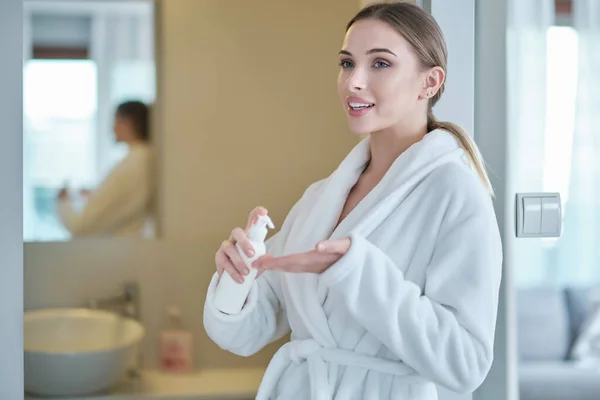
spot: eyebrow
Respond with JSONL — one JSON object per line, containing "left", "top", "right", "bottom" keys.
{"left": 339, "top": 48, "right": 397, "bottom": 57}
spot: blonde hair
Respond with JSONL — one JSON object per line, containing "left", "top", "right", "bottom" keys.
{"left": 347, "top": 2, "right": 494, "bottom": 197}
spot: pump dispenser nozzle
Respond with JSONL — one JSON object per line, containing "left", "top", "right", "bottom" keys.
{"left": 247, "top": 214, "right": 275, "bottom": 242}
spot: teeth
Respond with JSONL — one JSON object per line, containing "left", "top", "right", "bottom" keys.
{"left": 349, "top": 102, "right": 374, "bottom": 110}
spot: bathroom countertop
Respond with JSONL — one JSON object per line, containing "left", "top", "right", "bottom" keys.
{"left": 26, "top": 367, "right": 265, "bottom": 400}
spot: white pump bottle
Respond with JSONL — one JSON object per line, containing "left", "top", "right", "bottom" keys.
{"left": 213, "top": 214, "right": 275, "bottom": 315}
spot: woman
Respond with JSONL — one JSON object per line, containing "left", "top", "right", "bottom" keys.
{"left": 57, "top": 100, "right": 154, "bottom": 238}
{"left": 204, "top": 3, "right": 502, "bottom": 399}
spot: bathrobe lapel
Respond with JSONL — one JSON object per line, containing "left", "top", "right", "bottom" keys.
{"left": 281, "top": 130, "right": 467, "bottom": 348}
{"left": 280, "top": 137, "right": 370, "bottom": 346}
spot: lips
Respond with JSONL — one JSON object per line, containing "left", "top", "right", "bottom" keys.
{"left": 347, "top": 97, "right": 375, "bottom": 110}
{"left": 347, "top": 97, "right": 375, "bottom": 117}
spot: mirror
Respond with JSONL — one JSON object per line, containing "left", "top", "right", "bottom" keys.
{"left": 23, "top": 0, "right": 157, "bottom": 242}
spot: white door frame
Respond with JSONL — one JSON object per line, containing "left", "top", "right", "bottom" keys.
{"left": 0, "top": 0, "right": 25, "bottom": 398}
{"left": 473, "top": 1, "right": 517, "bottom": 400}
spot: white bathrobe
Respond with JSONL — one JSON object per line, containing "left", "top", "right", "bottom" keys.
{"left": 57, "top": 143, "right": 154, "bottom": 238}
{"left": 203, "top": 129, "right": 503, "bottom": 399}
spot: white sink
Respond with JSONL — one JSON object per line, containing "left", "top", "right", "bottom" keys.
{"left": 24, "top": 308, "right": 145, "bottom": 397}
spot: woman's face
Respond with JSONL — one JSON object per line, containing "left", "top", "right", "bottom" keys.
{"left": 113, "top": 113, "right": 132, "bottom": 142}
{"left": 337, "top": 19, "right": 428, "bottom": 135}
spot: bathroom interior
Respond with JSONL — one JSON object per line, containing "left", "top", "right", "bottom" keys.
{"left": 19, "top": 0, "right": 600, "bottom": 399}
{"left": 23, "top": 0, "right": 362, "bottom": 398}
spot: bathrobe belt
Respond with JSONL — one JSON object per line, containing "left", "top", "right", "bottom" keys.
{"left": 256, "top": 339, "right": 423, "bottom": 400}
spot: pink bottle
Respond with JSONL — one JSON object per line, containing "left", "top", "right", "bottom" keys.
{"left": 159, "top": 307, "right": 193, "bottom": 373}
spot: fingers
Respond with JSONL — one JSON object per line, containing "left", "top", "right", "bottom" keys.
{"left": 222, "top": 240, "right": 250, "bottom": 282}
{"left": 252, "top": 254, "right": 271, "bottom": 279}
{"left": 246, "top": 206, "right": 268, "bottom": 231}
{"left": 216, "top": 240, "right": 245, "bottom": 284}
{"left": 215, "top": 248, "right": 229, "bottom": 278}
{"left": 231, "top": 227, "right": 255, "bottom": 258}
{"left": 256, "top": 253, "right": 311, "bottom": 273}
{"left": 315, "top": 238, "right": 351, "bottom": 255}
{"left": 214, "top": 207, "right": 268, "bottom": 284}
{"left": 252, "top": 253, "right": 272, "bottom": 267}
{"left": 255, "top": 251, "right": 342, "bottom": 274}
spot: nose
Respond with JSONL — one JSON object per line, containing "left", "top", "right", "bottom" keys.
{"left": 345, "top": 67, "right": 367, "bottom": 91}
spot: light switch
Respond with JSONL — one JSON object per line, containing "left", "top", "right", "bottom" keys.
{"left": 515, "top": 192, "right": 562, "bottom": 238}
{"left": 541, "top": 195, "right": 561, "bottom": 235}
{"left": 522, "top": 197, "right": 542, "bottom": 234}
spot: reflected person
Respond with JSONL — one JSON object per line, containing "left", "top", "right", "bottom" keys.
{"left": 56, "top": 100, "right": 154, "bottom": 238}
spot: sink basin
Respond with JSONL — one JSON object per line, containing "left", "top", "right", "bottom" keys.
{"left": 24, "top": 308, "right": 145, "bottom": 397}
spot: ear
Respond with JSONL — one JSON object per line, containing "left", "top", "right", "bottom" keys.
{"left": 419, "top": 66, "right": 445, "bottom": 100}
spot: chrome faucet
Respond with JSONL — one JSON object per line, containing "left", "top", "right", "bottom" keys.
{"left": 88, "top": 282, "right": 141, "bottom": 320}
{"left": 87, "top": 282, "right": 143, "bottom": 381}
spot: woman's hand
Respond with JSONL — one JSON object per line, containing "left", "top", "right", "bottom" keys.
{"left": 215, "top": 206, "right": 268, "bottom": 284}
{"left": 253, "top": 238, "right": 351, "bottom": 274}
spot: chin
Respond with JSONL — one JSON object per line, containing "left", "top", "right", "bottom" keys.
{"left": 346, "top": 120, "right": 378, "bottom": 136}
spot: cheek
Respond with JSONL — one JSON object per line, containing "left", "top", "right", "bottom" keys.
{"left": 374, "top": 73, "right": 418, "bottom": 114}
{"left": 114, "top": 123, "right": 125, "bottom": 136}
{"left": 337, "top": 71, "right": 348, "bottom": 99}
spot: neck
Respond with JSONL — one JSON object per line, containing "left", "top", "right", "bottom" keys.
{"left": 126, "top": 138, "right": 145, "bottom": 147}
{"left": 365, "top": 115, "right": 429, "bottom": 176}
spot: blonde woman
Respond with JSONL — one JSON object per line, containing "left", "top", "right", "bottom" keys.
{"left": 204, "top": 3, "right": 502, "bottom": 399}
{"left": 57, "top": 101, "right": 154, "bottom": 238}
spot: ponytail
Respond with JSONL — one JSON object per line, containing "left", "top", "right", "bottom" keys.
{"left": 428, "top": 111, "right": 495, "bottom": 198}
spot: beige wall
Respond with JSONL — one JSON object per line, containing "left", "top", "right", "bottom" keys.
{"left": 25, "top": 0, "right": 360, "bottom": 370}
{"left": 157, "top": 0, "right": 358, "bottom": 242}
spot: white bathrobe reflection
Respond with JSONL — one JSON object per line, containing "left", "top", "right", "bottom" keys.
{"left": 56, "top": 101, "right": 154, "bottom": 238}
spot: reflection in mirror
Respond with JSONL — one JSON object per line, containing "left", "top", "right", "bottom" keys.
{"left": 23, "top": 0, "right": 157, "bottom": 242}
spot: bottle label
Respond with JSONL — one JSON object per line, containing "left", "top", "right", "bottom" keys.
{"left": 161, "top": 336, "right": 193, "bottom": 372}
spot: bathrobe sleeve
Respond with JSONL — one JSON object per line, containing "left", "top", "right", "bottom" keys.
{"left": 203, "top": 181, "right": 325, "bottom": 357}
{"left": 319, "top": 178, "right": 503, "bottom": 393}
{"left": 203, "top": 236, "right": 291, "bottom": 357}
{"left": 57, "top": 150, "right": 152, "bottom": 236}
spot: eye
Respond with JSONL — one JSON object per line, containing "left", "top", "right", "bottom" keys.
{"left": 374, "top": 60, "right": 390, "bottom": 68}
{"left": 339, "top": 60, "right": 354, "bottom": 68}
